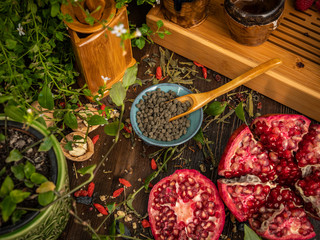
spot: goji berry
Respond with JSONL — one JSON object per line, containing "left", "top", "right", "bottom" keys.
{"left": 193, "top": 61, "right": 204, "bottom": 67}
{"left": 202, "top": 67, "right": 207, "bottom": 79}
{"left": 74, "top": 190, "right": 88, "bottom": 197}
{"left": 101, "top": 104, "right": 106, "bottom": 117}
{"left": 59, "top": 102, "right": 65, "bottom": 109}
{"left": 92, "top": 135, "right": 100, "bottom": 145}
{"left": 87, "top": 182, "right": 95, "bottom": 197}
{"left": 151, "top": 159, "right": 157, "bottom": 170}
{"left": 119, "top": 178, "right": 132, "bottom": 187}
{"left": 123, "top": 126, "right": 131, "bottom": 134}
{"left": 112, "top": 187, "right": 124, "bottom": 198}
{"left": 94, "top": 203, "right": 109, "bottom": 215}
{"left": 156, "top": 66, "right": 162, "bottom": 80}
{"left": 141, "top": 219, "right": 150, "bottom": 228}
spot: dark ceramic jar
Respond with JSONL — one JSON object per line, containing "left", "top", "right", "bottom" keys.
{"left": 161, "top": 0, "right": 210, "bottom": 28}
{"left": 224, "top": 0, "right": 285, "bottom": 46}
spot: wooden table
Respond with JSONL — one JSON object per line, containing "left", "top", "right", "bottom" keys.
{"left": 58, "top": 6, "right": 320, "bottom": 240}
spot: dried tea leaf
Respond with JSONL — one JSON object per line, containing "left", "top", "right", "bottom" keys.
{"left": 217, "top": 109, "right": 235, "bottom": 123}
{"left": 246, "top": 92, "right": 254, "bottom": 118}
{"left": 159, "top": 47, "right": 166, "bottom": 75}
{"left": 165, "top": 49, "right": 171, "bottom": 60}
{"left": 180, "top": 62, "right": 194, "bottom": 66}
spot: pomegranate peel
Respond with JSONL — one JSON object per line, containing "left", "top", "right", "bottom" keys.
{"left": 148, "top": 169, "right": 225, "bottom": 240}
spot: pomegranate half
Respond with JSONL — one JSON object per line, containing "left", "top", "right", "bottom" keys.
{"left": 218, "top": 114, "right": 319, "bottom": 240}
{"left": 148, "top": 169, "right": 225, "bottom": 240}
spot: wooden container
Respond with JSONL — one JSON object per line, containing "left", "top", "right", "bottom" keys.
{"left": 61, "top": 4, "right": 136, "bottom": 99}
{"left": 162, "top": 0, "right": 210, "bottom": 28}
{"left": 146, "top": 0, "right": 320, "bottom": 122}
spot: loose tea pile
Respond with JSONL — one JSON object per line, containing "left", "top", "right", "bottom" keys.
{"left": 135, "top": 88, "right": 191, "bottom": 141}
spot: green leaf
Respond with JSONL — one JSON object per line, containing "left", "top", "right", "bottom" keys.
{"left": 109, "top": 82, "right": 126, "bottom": 106}
{"left": 135, "top": 38, "right": 145, "bottom": 50}
{"left": 85, "top": 16, "right": 95, "bottom": 26}
{"left": 0, "top": 176, "right": 14, "bottom": 198}
{"left": 235, "top": 102, "right": 247, "bottom": 124}
{"left": 144, "top": 172, "right": 156, "bottom": 191}
{"left": 205, "top": 101, "right": 227, "bottom": 116}
{"left": 0, "top": 167, "right": 5, "bottom": 177}
{"left": 24, "top": 180, "right": 34, "bottom": 188}
{"left": 38, "top": 86, "right": 54, "bottom": 110}
{"left": 24, "top": 161, "right": 36, "bottom": 179}
{"left": 64, "top": 141, "right": 73, "bottom": 151}
{"left": 0, "top": 95, "right": 13, "bottom": 104}
{"left": 55, "top": 32, "right": 64, "bottom": 41}
{"left": 193, "top": 128, "right": 205, "bottom": 145}
{"left": 158, "top": 33, "right": 165, "bottom": 39}
{"left": 10, "top": 190, "right": 31, "bottom": 204}
{"left": 11, "top": 164, "right": 25, "bottom": 180}
{"left": 77, "top": 164, "right": 96, "bottom": 176}
{"left": 28, "top": 1, "right": 37, "bottom": 14}
{"left": 87, "top": 115, "right": 108, "bottom": 126}
{"left": 38, "top": 137, "right": 53, "bottom": 152}
{"left": 64, "top": 111, "right": 78, "bottom": 129}
{"left": 0, "top": 134, "right": 5, "bottom": 142}
{"left": 122, "top": 64, "right": 138, "bottom": 88}
{"left": 5, "top": 39, "right": 17, "bottom": 50}
{"left": 244, "top": 224, "right": 262, "bottom": 240}
{"left": 11, "top": 209, "right": 27, "bottom": 224}
{"left": 104, "top": 121, "right": 124, "bottom": 136}
{"left": 6, "top": 149, "right": 23, "bottom": 163}
{"left": 30, "top": 173, "right": 48, "bottom": 184}
{"left": 38, "top": 191, "right": 54, "bottom": 206}
{"left": 118, "top": 222, "right": 125, "bottom": 234}
{"left": 106, "top": 202, "right": 116, "bottom": 213}
{"left": 51, "top": 2, "right": 60, "bottom": 17}
{"left": 109, "top": 220, "right": 116, "bottom": 240}
{"left": 4, "top": 105, "right": 25, "bottom": 122}
{"left": 0, "top": 196, "right": 16, "bottom": 222}
{"left": 36, "top": 181, "right": 55, "bottom": 193}
{"left": 157, "top": 20, "right": 164, "bottom": 28}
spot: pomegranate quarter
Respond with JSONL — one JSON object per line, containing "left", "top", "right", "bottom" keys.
{"left": 148, "top": 169, "right": 225, "bottom": 240}
{"left": 218, "top": 114, "right": 320, "bottom": 240}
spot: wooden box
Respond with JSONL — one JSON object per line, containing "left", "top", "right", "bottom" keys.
{"left": 146, "top": 0, "right": 320, "bottom": 122}
{"left": 69, "top": 7, "right": 136, "bottom": 99}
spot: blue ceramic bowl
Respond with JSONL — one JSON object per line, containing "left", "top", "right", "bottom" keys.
{"left": 130, "top": 83, "right": 203, "bottom": 147}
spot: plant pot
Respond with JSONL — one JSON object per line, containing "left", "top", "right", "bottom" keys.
{"left": 0, "top": 116, "right": 70, "bottom": 240}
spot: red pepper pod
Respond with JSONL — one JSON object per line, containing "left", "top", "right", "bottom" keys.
{"left": 112, "top": 187, "right": 124, "bottom": 198}
{"left": 94, "top": 203, "right": 109, "bottom": 215}
{"left": 119, "top": 178, "right": 132, "bottom": 187}
{"left": 92, "top": 135, "right": 100, "bottom": 145}
{"left": 193, "top": 61, "right": 204, "bottom": 67}
{"left": 151, "top": 159, "right": 157, "bottom": 170}
{"left": 87, "top": 182, "right": 95, "bottom": 197}
{"left": 141, "top": 219, "right": 150, "bottom": 228}
{"left": 202, "top": 67, "right": 207, "bottom": 79}
{"left": 74, "top": 190, "right": 88, "bottom": 197}
{"left": 156, "top": 66, "right": 162, "bottom": 80}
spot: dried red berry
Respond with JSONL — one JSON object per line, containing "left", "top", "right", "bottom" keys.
{"left": 59, "top": 102, "right": 65, "bottom": 108}
{"left": 119, "top": 178, "right": 132, "bottom": 187}
{"left": 94, "top": 203, "right": 108, "bottom": 215}
{"left": 112, "top": 188, "right": 124, "bottom": 198}
{"left": 141, "top": 219, "right": 150, "bottom": 228}
{"left": 101, "top": 104, "right": 106, "bottom": 117}
{"left": 151, "top": 159, "right": 157, "bottom": 170}
{"left": 156, "top": 66, "right": 162, "bottom": 80}
{"left": 87, "top": 182, "right": 95, "bottom": 197}
{"left": 92, "top": 135, "right": 100, "bottom": 145}
{"left": 74, "top": 190, "right": 88, "bottom": 197}
{"left": 123, "top": 126, "right": 131, "bottom": 134}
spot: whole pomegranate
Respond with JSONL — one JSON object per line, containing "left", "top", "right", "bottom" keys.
{"left": 148, "top": 169, "right": 225, "bottom": 240}
{"left": 218, "top": 114, "right": 319, "bottom": 240}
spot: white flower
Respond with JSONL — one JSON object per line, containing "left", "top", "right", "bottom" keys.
{"left": 111, "top": 24, "right": 127, "bottom": 37}
{"left": 27, "top": 108, "right": 32, "bottom": 114}
{"left": 17, "top": 23, "right": 25, "bottom": 36}
{"left": 101, "top": 75, "right": 111, "bottom": 84}
{"left": 135, "top": 28, "right": 142, "bottom": 38}
{"left": 156, "top": 0, "right": 160, "bottom": 4}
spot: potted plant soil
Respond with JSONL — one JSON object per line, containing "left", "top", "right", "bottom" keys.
{"left": 0, "top": 115, "right": 70, "bottom": 240}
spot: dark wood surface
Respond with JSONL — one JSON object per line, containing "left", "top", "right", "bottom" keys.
{"left": 58, "top": 7, "right": 320, "bottom": 240}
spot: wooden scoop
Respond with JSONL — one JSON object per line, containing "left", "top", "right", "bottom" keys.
{"left": 169, "top": 58, "right": 282, "bottom": 122}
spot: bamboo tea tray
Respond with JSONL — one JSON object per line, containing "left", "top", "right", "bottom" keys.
{"left": 146, "top": 0, "right": 320, "bottom": 122}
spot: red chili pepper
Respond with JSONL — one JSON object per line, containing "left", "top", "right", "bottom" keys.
{"left": 141, "top": 219, "right": 150, "bottom": 228}
{"left": 151, "top": 159, "right": 157, "bottom": 170}
{"left": 112, "top": 187, "right": 124, "bottom": 198}
{"left": 156, "top": 66, "right": 162, "bottom": 80}
{"left": 74, "top": 190, "right": 88, "bottom": 197}
{"left": 87, "top": 182, "right": 95, "bottom": 197}
{"left": 202, "top": 67, "right": 207, "bottom": 79}
{"left": 94, "top": 203, "right": 109, "bottom": 215}
{"left": 123, "top": 126, "right": 131, "bottom": 134}
{"left": 59, "top": 102, "right": 65, "bottom": 109}
{"left": 193, "top": 61, "right": 204, "bottom": 67}
{"left": 119, "top": 178, "right": 132, "bottom": 187}
{"left": 92, "top": 135, "right": 100, "bottom": 145}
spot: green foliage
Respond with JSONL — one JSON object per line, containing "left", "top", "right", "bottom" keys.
{"left": 205, "top": 101, "right": 227, "bottom": 116}
{"left": 244, "top": 224, "right": 262, "bottom": 240}
{"left": 235, "top": 102, "right": 248, "bottom": 125}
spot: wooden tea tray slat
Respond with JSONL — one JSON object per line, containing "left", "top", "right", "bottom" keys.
{"left": 146, "top": 0, "right": 320, "bottom": 122}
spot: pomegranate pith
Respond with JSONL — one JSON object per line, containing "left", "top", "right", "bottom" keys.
{"left": 148, "top": 169, "right": 225, "bottom": 240}
{"left": 218, "top": 114, "right": 318, "bottom": 240}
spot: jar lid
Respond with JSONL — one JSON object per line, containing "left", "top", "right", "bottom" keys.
{"left": 224, "top": 0, "right": 285, "bottom": 26}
